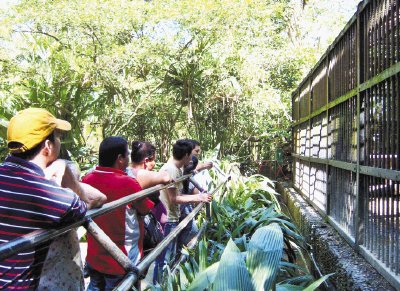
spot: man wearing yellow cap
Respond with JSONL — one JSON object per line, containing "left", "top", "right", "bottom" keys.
{"left": 0, "top": 108, "right": 88, "bottom": 290}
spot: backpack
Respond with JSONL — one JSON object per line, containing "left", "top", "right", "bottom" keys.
{"left": 143, "top": 212, "right": 164, "bottom": 254}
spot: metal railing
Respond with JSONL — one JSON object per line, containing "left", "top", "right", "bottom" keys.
{"left": 291, "top": 0, "right": 400, "bottom": 288}
{"left": 0, "top": 174, "right": 188, "bottom": 260}
{"left": 115, "top": 178, "right": 229, "bottom": 290}
{"left": 0, "top": 172, "right": 230, "bottom": 290}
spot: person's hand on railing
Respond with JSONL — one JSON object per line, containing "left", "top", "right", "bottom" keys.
{"left": 196, "top": 192, "right": 212, "bottom": 203}
{"left": 80, "top": 183, "right": 107, "bottom": 209}
{"left": 45, "top": 159, "right": 82, "bottom": 194}
{"left": 196, "top": 161, "right": 213, "bottom": 171}
{"left": 204, "top": 161, "right": 213, "bottom": 170}
{"left": 161, "top": 172, "right": 173, "bottom": 184}
{"left": 44, "top": 159, "right": 107, "bottom": 209}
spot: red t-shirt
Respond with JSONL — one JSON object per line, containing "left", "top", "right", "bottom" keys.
{"left": 82, "top": 166, "right": 154, "bottom": 275}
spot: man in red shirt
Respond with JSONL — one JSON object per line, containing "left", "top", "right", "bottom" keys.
{"left": 82, "top": 136, "right": 154, "bottom": 290}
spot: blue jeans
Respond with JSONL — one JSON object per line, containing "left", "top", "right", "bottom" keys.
{"left": 152, "top": 219, "right": 195, "bottom": 284}
{"left": 86, "top": 263, "right": 125, "bottom": 291}
{"left": 127, "top": 244, "right": 140, "bottom": 266}
{"left": 180, "top": 204, "right": 199, "bottom": 245}
{"left": 153, "top": 222, "right": 177, "bottom": 284}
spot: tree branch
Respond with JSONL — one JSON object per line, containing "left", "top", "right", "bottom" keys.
{"left": 114, "top": 81, "right": 165, "bottom": 135}
{"left": 14, "top": 30, "right": 62, "bottom": 43}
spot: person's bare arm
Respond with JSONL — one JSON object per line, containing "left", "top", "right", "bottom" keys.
{"left": 45, "top": 159, "right": 107, "bottom": 209}
{"left": 167, "top": 187, "right": 212, "bottom": 205}
{"left": 61, "top": 165, "right": 107, "bottom": 209}
{"left": 195, "top": 161, "right": 213, "bottom": 172}
{"left": 44, "top": 159, "right": 68, "bottom": 186}
{"left": 79, "top": 182, "right": 107, "bottom": 209}
{"left": 136, "top": 170, "right": 171, "bottom": 189}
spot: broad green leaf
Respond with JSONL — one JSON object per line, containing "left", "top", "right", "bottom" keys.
{"left": 276, "top": 284, "right": 305, "bottom": 291}
{"left": 278, "top": 275, "right": 314, "bottom": 286}
{"left": 198, "top": 240, "right": 208, "bottom": 272}
{"left": 279, "top": 262, "right": 309, "bottom": 274}
{"left": 213, "top": 239, "right": 254, "bottom": 291}
{"left": 244, "top": 197, "right": 254, "bottom": 209}
{"left": 187, "top": 262, "right": 219, "bottom": 291}
{"left": 303, "top": 274, "right": 333, "bottom": 291}
{"left": 246, "top": 223, "right": 283, "bottom": 291}
{"left": 181, "top": 261, "right": 195, "bottom": 283}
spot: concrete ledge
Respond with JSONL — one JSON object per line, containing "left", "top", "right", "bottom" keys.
{"left": 276, "top": 182, "right": 395, "bottom": 291}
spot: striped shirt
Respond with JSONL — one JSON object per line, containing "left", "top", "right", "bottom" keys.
{"left": 0, "top": 155, "right": 87, "bottom": 290}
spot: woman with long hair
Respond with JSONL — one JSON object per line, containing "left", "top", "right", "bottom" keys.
{"left": 125, "top": 141, "right": 170, "bottom": 264}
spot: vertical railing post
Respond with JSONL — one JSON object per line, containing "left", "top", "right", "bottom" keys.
{"left": 292, "top": 92, "right": 296, "bottom": 186}
{"left": 325, "top": 53, "right": 330, "bottom": 215}
{"left": 291, "top": 94, "right": 294, "bottom": 185}
{"left": 355, "top": 2, "right": 365, "bottom": 249}
{"left": 308, "top": 80, "right": 312, "bottom": 199}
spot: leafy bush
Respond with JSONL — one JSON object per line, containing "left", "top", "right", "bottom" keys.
{"left": 150, "top": 161, "right": 331, "bottom": 290}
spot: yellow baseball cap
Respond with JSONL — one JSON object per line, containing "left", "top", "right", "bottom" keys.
{"left": 7, "top": 108, "right": 71, "bottom": 153}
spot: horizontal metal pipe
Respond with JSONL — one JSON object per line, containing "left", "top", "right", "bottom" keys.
{"left": 171, "top": 221, "right": 209, "bottom": 273}
{"left": 0, "top": 174, "right": 192, "bottom": 261}
{"left": 114, "top": 272, "right": 136, "bottom": 291}
{"left": 87, "top": 174, "right": 192, "bottom": 220}
{"left": 291, "top": 0, "right": 372, "bottom": 97}
{"left": 359, "top": 165, "right": 400, "bottom": 182}
{"left": 188, "top": 177, "right": 205, "bottom": 192}
{"left": 115, "top": 177, "right": 230, "bottom": 291}
{"left": 293, "top": 154, "right": 400, "bottom": 181}
{"left": 115, "top": 202, "right": 206, "bottom": 291}
{"left": 292, "top": 182, "right": 400, "bottom": 289}
{"left": 293, "top": 61, "right": 400, "bottom": 126}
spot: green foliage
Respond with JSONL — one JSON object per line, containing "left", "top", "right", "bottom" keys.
{"left": 154, "top": 161, "right": 331, "bottom": 290}
{"left": 211, "top": 239, "right": 254, "bottom": 290}
{"left": 0, "top": 0, "right": 358, "bottom": 163}
{"left": 188, "top": 224, "right": 284, "bottom": 290}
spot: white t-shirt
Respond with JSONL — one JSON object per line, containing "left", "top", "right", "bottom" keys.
{"left": 159, "top": 161, "right": 183, "bottom": 222}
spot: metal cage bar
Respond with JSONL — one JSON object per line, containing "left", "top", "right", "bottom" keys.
{"left": 292, "top": 0, "right": 400, "bottom": 288}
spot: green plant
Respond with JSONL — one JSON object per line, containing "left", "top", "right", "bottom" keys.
{"left": 153, "top": 160, "right": 331, "bottom": 290}
{"left": 188, "top": 223, "right": 283, "bottom": 290}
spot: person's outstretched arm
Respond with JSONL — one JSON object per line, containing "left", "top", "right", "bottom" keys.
{"left": 136, "top": 170, "right": 172, "bottom": 189}
{"left": 45, "top": 159, "right": 107, "bottom": 209}
{"left": 167, "top": 187, "right": 212, "bottom": 205}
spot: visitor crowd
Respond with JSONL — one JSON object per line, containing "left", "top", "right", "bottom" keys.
{"left": 0, "top": 108, "right": 213, "bottom": 290}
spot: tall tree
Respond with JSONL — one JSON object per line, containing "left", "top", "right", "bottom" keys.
{"left": 0, "top": 0, "right": 358, "bottom": 164}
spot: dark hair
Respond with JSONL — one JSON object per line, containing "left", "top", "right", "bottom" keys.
{"left": 183, "top": 155, "right": 199, "bottom": 174}
{"left": 172, "top": 139, "right": 193, "bottom": 160}
{"left": 10, "top": 131, "right": 56, "bottom": 160}
{"left": 99, "top": 136, "right": 128, "bottom": 167}
{"left": 131, "top": 141, "right": 156, "bottom": 163}
{"left": 183, "top": 155, "right": 199, "bottom": 193}
{"left": 184, "top": 139, "right": 200, "bottom": 148}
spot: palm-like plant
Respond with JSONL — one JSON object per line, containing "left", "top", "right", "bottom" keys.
{"left": 151, "top": 160, "right": 330, "bottom": 290}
